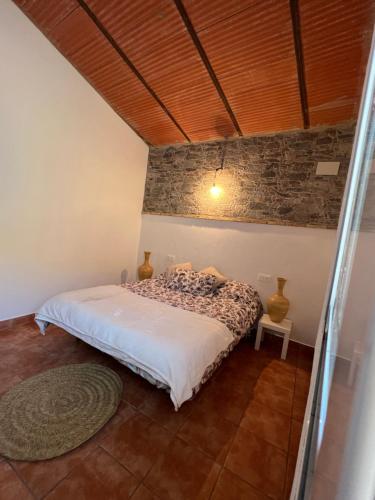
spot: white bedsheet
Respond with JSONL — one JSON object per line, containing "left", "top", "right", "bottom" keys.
{"left": 35, "top": 285, "right": 234, "bottom": 409}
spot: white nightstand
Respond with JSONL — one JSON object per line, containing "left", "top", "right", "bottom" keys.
{"left": 255, "top": 313, "right": 293, "bottom": 360}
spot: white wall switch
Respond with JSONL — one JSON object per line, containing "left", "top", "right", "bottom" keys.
{"left": 257, "top": 273, "right": 272, "bottom": 283}
{"left": 316, "top": 161, "right": 340, "bottom": 176}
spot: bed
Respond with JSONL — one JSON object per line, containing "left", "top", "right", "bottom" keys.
{"left": 35, "top": 271, "right": 262, "bottom": 409}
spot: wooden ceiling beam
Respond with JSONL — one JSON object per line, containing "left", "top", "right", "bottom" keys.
{"left": 76, "top": 0, "right": 191, "bottom": 143}
{"left": 290, "top": 0, "right": 310, "bottom": 129}
{"left": 174, "top": 0, "right": 243, "bottom": 137}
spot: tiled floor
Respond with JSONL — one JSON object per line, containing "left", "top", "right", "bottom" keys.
{"left": 0, "top": 318, "right": 313, "bottom": 500}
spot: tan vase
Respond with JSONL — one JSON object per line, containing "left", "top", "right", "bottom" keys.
{"left": 138, "top": 251, "right": 153, "bottom": 281}
{"left": 267, "top": 277, "right": 290, "bottom": 323}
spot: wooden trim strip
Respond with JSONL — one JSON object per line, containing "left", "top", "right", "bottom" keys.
{"left": 77, "top": 0, "right": 191, "bottom": 143}
{"left": 290, "top": 0, "right": 310, "bottom": 129}
{"left": 142, "top": 211, "right": 337, "bottom": 230}
{"left": 174, "top": 0, "right": 243, "bottom": 137}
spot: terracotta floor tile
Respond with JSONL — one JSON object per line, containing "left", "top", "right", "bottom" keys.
{"left": 0, "top": 462, "right": 33, "bottom": 500}
{"left": 0, "top": 372, "right": 22, "bottom": 396}
{"left": 0, "top": 320, "right": 11, "bottom": 331}
{"left": 253, "top": 379, "right": 294, "bottom": 416}
{"left": 0, "top": 329, "right": 13, "bottom": 345}
{"left": 93, "top": 400, "right": 137, "bottom": 442}
{"left": 295, "top": 368, "right": 311, "bottom": 397}
{"left": 2, "top": 345, "right": 51, "bottom": 378}
{"left": 224, "top": 338, "right": 254, "bottom": 359}
{"left": 45, "top": 447, "right": 139, "bottom": 500}
{"left": 297, "top": 345, "right": 314, "bottom": 371}
{"left": 226, "top": 426, "right": 287, "bottom": 499}
{"left": 13, "top": 316, "right": 36, "bottom": 328}
{"left": 221, "top": 339, "right": 257, "bottom": 361}
{"left": 52, "top": 344, "right": 110, "bottom": 367}
{"left": 283, "top": 454, "right": 297, "bottom": 500}
{"left": 139, "top": 388, "right": 193, "bottom": 433}
{"left": 0, "top": 336, "right": 35, "bottom": 354}
{"left": 292, "top": 392, "right": 308, "bottom": 422}
{"left": 12, "top": 439, "right": 97, "bottom": 498}
{"left": 259, "top": 334, "right": 299, "bottom": 367}
{"left": 144, "top": 437, "right": 221, "bottom": 500}
{"left": 32, "top": 328, "right": 77, "bottom": 355}
{"left": 224, "top": 347, "right": 273, "bottom": 380}
{"left": 2, "top": 323, "right": 313, "bottom": 500}
{"left": 212, "top": 364, "right": 257, "bottom": 393}
{"left": 289, "top": 419, "right": 303, "bottom": 456}
{"left": 257, "top": 359, "right": 296, "bottom": 392}
{"left": 117, "top": 367, "right": 156, "bottom": 409}
{"left": 194, "top": 380, "right": 250, "bottom": 425}
{"left": 211, "top": 468, "right": 268, "bottom": 500}
{"left": 219, "top": 349, "right": 267, "bottom": 379}
{"left": 284, "top": 340, "right": 299, "bottom": 364}
{"left": 131, "top": 484, "right": 159, "bottom": 500}
{"left": 98, "top": 407, "right": 172, "bottom": 479}
{"left": 178, "top": 407, "right": 237, "bottom": 463}
{"left": 260, "top": 333, "right": 284, "bottom": 354}
{"left": 240, "top": 400, "right": 291, "bottom": 452}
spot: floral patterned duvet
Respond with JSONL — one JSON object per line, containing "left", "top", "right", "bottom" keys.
{"left": 124, "top": 275, "right": 262, "bottom": 339}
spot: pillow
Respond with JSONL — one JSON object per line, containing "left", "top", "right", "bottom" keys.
{"left": 215, "top": 280, "right": 256, "bottom": 304}
{"left": 165, "top": 261, "right": 192, "bottom": 278}
{"left": 167, "top": 269, "right": 217, "bottom": 296}
{"left": 200, "top": 266, "right": 228, "bottom": 288}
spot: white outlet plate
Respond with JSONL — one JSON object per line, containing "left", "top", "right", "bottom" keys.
{"left": 257, "top": 273, "right": 272, "bottom": 283}
{"left": 316, "top": 161, "right": 340, "bottom": 176}
{"left": 167, "top": 255, "right": 176, "bottom": 263}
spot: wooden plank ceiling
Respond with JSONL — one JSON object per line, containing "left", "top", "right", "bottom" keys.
{"left": 14, "top": 0, "right": 374, "bottom": 145}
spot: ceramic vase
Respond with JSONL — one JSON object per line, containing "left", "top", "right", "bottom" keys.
{"left": 138, "top": 251, "right": 153, "bottom": 280}
{"left": 267, "top": 277, "right": 289, "bottom": 323}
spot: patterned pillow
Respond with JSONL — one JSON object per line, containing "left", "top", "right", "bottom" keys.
{"left": 164, "top": 261, "right": 193, "bottom": 278}
{"left": 166, "top": 269, "right": 217, "bottom": 296}
{"left": 200, "top": 266, "right": 228, "bottom": 288}
{"left": 215, "top": 280, "right": 256, "bottom": 304}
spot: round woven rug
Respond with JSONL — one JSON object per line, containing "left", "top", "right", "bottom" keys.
{"left": 0, "top": 363, "right": 122, "bottom": 461}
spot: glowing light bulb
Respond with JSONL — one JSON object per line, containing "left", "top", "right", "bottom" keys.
{"left": 210, "top": 183, "right": 222, "bottom": 198}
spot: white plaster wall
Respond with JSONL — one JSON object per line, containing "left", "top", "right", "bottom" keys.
{"left": 139, "top": 215, "right": 337, "bottom": 346}
{"left": 0, "top": 1, "right": 148, "bottom": 320}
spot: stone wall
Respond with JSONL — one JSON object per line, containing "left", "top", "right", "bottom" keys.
{"left": 143, "top": 123, "right": 355, "bottom": 228}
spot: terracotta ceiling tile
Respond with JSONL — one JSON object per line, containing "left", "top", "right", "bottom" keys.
{"left": 182, "top": 0, "right": 255, "bottom": 33}
{"left": 85, "top": 0, "right": 237, "bottom": 141}
{"left": 15, "top": 1, "right": 187, "bottom": 145}
{"left": 13, "top": 0, "right": 77, "bottom": 33}
{"left": 13, "top": 0, "right": 374, "bottom": 144}
{"left": 190, "top": 0, "right": 304, "bottom": 134}
{"left": 300, "top": 0, "right": 374, "bottom": 127}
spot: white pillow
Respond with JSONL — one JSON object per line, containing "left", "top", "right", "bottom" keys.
{"left": 200, "top": 266, "right": 228, "bottom": 287}
{"left": 165, "top": 261, "right": 193, "bottom": 278}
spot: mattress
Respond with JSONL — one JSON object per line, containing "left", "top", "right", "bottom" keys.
{"left": 35, "top": 278, "right": 262, "bottom": 409}
{"left": 124, "top": 275, "right": 262, "bottom": 338}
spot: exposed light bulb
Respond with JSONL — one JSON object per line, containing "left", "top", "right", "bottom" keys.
{"left": 210, "top": 183, "right": 222, "bottom": 198}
